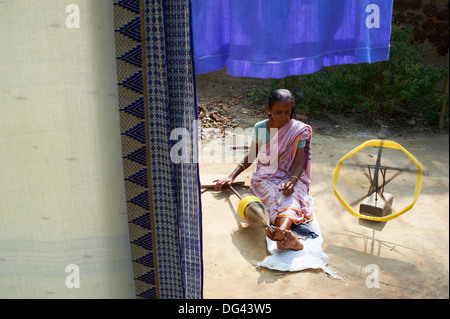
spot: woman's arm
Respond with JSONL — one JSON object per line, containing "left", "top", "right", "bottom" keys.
{"left": 213, "top": 141, "right": 259, "bottom": 190}
{"left": 280, "top": 146, "right": 305, "bottom": 195}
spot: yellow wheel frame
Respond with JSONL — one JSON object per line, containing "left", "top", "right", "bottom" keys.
{"left": 332, "top": 139, "right": 422, "bottom": 222}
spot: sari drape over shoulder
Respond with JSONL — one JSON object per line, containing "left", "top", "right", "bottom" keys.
{"left": 251, "top": 119, "right": 313, "bottom": 225}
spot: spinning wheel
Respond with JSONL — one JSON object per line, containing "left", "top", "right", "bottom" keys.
{"left": 332, "top": 138, "right": 423, "bottom": 222}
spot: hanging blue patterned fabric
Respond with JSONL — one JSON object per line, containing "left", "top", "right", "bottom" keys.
{"left": 143, "top": 0, "right": 203, "bottom": 300}
{"left": 114, "top": 0, "right": 203, "bottom": 299}
{"left": 191, "top": 0, "right": 394, "bottom": 78}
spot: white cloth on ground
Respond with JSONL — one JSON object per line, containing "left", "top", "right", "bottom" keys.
{"left": 256, "top": 203, "right": 344, "bottom": 281}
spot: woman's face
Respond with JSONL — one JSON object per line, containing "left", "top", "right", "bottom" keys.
{"left": 268, "top": 100, "right": 292, "bottom": 128}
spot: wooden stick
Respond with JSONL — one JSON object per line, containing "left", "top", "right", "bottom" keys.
{"left": 201, "top": 180, "right": 245, "bottom": 189}
{"left": 439, "top": 72, "right": 448, "bottom": 129}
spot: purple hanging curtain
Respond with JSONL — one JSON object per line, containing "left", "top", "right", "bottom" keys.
{"left": 191, "top": 0, "right": 393, "bottom": 78}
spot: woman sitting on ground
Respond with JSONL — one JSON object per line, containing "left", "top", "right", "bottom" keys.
{"left": 214, "top": 89, "right": 313, "bottom": 251}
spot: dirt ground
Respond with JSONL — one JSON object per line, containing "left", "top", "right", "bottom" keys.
{"left": 196, "top": 68, "right": 449, "bottom": 299}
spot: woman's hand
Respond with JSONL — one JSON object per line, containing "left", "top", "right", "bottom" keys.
{"left": 213, "top": 177, "right": 234, "bottom": 191}
{"left": 280, "top": 181, "right": 295, "bottom": 196}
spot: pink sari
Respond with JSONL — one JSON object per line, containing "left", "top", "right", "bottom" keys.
{"left": 251, "top": 119, "right": 313, "bottom": 225}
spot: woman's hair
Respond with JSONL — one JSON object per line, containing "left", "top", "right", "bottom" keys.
{"left": 268, "top": 89, "right": 296, "bottom": 119}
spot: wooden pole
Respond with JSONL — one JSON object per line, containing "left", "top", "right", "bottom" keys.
{"left": 438, "top": 71, "right": 449, "bottom": 129}
{"left": 438, "top": 50, "right": 449, "bottom": 130}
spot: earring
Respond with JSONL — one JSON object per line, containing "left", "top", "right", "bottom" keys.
{"left": 268, "top": 112, "right": 271, "bottom": 118}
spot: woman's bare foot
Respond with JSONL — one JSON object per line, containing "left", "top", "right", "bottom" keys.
{"left": 265, "top": 226, "right": 285, "bottom": 241}
{"left": 277, "top": 230, "right": 303, "bottom": 251}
